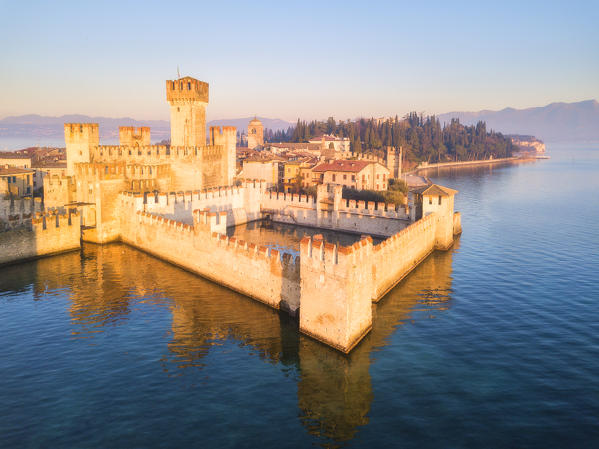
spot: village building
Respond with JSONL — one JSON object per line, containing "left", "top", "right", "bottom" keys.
{"left": 242, "top": 158, "right": 284, "bottom": 186}
{"left": 1, "top": 166, "right": 35, "bottom": 197}
{"left": 282, "top": 159, "right": 316, "bottom": 193}
{"left": 308, "top": 134, "right": 350, "bottom": 153}
{"left": 0, "top": 153, "right": 33, "bottom": 169}
{"left": 309, "top": 160, "right": 390, "bottom": 191}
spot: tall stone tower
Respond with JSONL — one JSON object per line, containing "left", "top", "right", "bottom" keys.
{"left": 64, "top": 123, "right": 99, "bottom": 175}
{"left": 210, "top": 126, "right": 237, "bottom": 185}
{"left": 166, "top": 77, "right": 209, "bottom": 147}
{"left": 247, "top": 117, "right": 264, "bottom": 149}
{"left": 386, "top": 146, "right": 402, "bottom": 179}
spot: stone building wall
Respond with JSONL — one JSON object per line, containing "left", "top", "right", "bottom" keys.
{"left": 0, "top": 211, "right": 80, "bottom": 265}
{"left": 119, "top": 126, "right": 151, "bottom": 147}
{"left": 260, "top": 189, "right": 409, "bottom": 237}
{"left": 141, "top": 181, "right": 264, "bottom": 227}
{"left": 0, "top": 196, "right": 43, "bottom": 230}
{"left": 118, "top": 203, "right": 301, "bottom": 315}
{"left": 90, "top": 144, "right": 229, "bottom": 191}
{"left": 299, "top": 236, "right": 374, "bottom": 353}
{"left": 114, "top": 186, "right": 460, "bottom": 353}
{"left": 43, "top": 175, "right": 76, "bottom": 209}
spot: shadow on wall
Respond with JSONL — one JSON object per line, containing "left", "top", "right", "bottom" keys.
{"left": 1, "top": 239, "right": 458, "bottom": 445}
{"left": 0, "top": 209, "right": 80, "bottom": 266}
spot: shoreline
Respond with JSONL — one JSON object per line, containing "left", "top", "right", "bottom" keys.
{"left": 410, "top": 157, "right": 520, "bottom": 174}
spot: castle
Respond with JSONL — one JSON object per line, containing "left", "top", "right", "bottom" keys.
{"left": 0, "top": 76, "right": 462, "bottom": 354}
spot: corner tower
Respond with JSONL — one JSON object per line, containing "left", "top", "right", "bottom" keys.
{"left": 166, "top": 77, "right": 209, "bottom": 147}
{"left": 64, "top": 123, "right": 99, "bottom": 175}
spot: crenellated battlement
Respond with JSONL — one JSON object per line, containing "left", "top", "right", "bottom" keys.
{"left": 300, "top": 235, "right": 373, "bottom": 269}
{"left": 64, "top": 123, "right": 99, "bottom": 142}
{"left": 136, "top": 210, "right": 194, "bottom": 234}
{"left": 119, "top": 126, "right": 151, "bottom": 147}
{"left": 262, "top": 190, "right": 316, "bottom": 208}
{"left": 0, "top": 196, "right": 44, "bottom": 230}
{"left": 211, "top": 231, "right": 299, "bottom": 271}
{"left": 44, "top": 174, "right": 73, "bottom": 186}
{"left": 128, "top": 209, "right": 299, "bottom": 282}
{"left": 166, "top": 77, "right": 209, "bottom": 103}
{"left": 31, "top": 209, "right": 79, "bottom": 232}
{"left": 0, "top": 209, "right": 81, "bottom": 265}
{"left": 193, "top": 208, "right": 227, "bottom": 234}
{"left": 92, "top": 144, "right": 225, "bottom": 162}
{"left": 74, "top": 162, "right": 171, "bottom": 180}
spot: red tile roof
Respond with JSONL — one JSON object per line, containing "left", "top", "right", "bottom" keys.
{"left": 312, "top": 160, "right": 371, "bottom": 173}
{"left": 0, "top": 167, "right": 35, "bottom": 176}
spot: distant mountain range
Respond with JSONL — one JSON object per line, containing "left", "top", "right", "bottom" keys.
{"left": 437, "top": 100, "right": 599, "bottom": 143}
{"left": 0, "top": 115, "right": 293, "bottom": 149}
{"left": 1, "top": 100, "right": 597, "bottom": 150}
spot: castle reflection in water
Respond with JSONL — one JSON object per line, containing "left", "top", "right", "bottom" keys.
{"left": 4, "top": 235, "right": 458, "bottom": 444}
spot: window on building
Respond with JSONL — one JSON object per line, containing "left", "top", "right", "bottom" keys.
{"left": 332, "top": 174, "right": 336, "bottom": 182}
{"left": 438, "top": 195, "right": 442, "bottom": 205}
{"left": 343, "top": 174, "right": 347, "bottom": 180}
{"left": 429, "top": 197, "right": 433, "bottom": 205}
{"left": 352, "top": 175, "right": 356, "bottom": 181}
{"left": 376, "top": 174, "right": 379, "bottom": 179}
{"left": 12, "top": 176, "right": 16, "bottom": 183}
{"left": 383, "top": 174, "right": 386, "bottom": 181}
{"left": 376, "top": 184, "right": 379, "bottom": 190}
{"left": 188, "top": 82, "right": 191, "bottom": 90}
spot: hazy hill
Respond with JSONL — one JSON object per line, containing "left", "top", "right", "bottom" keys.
{"left": 0, "top": 115, "right": 293, "bottom": 148}
{"left": 438, "top": 100, "right": 599, "bottom": 143}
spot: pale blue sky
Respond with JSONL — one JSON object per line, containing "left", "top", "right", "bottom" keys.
{"left": 1, "top": 0, "right": 597, "bottom": 121}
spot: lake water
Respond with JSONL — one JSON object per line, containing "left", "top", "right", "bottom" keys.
{"left": 1, "top": 144, "right": 598, "bottom": 448}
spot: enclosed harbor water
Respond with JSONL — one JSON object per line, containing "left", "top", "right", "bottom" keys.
{"left": 1, "top": 144, "right": 598, "bottom": 448}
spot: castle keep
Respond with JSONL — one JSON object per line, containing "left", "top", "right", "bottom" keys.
{"left": 1, "top": 76, "right": 462, "bottom": 354}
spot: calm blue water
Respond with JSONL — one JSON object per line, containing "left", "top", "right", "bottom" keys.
{"left": 1, "top": 144, "right": 598, "bottom": 448}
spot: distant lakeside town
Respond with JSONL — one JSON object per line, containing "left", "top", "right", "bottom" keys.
{"left": 1, "top": 114, "right": 545, "bottom": 203}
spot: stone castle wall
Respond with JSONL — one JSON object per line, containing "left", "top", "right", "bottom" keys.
{"left": 43, "top": 175, "right": 76, "bottom": 209}
{"left": 299, "top": 236, "right": 374, "bottom": 353}
{"left": 140, "top": 180, "right": 265, "bottom": 227}
{"left": 0, "top": 196, "right": 44, "bottom": 230}
{"left": 371, "top": 213, "right": 438, "bottom": 300}
{"left": 114, "top": 189, "right": 460, "bottom": 353}
{"left": 118, "top": 202, "right": 301, "bottom": 314}
{"left": 260, "top": 190, "right": 410, "bottom": 237}
{"left": 0, "top": 211, "right": 81, "bottom": 265}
